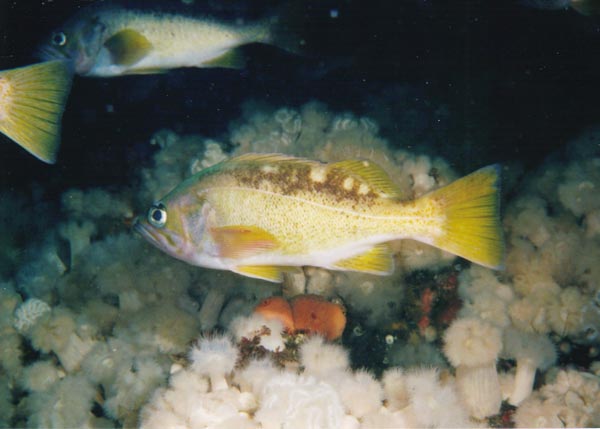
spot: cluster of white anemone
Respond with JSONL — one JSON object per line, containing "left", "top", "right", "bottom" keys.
{"left": 2, "top": 103, "right": 600, "bottom": 428}
{"left": 141, "top": 331, "right": 480, "bottom": 429}
{"left": 500, "top": 129, "right": 600, "bottom": 344}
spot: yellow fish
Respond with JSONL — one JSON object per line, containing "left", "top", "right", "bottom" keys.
{"left": 40, "top": 4, "right": 299, "bottom": 77}
{"left": 135, "top": 154, "right": 504, "bottom": 282}
{"left": 0, "top": 61, "right": 72, "bottom": 163}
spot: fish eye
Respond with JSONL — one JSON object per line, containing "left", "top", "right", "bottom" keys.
{"left": 148, "top": 203, "right": 167, "bottom": 228}
{"left": 51, "top": 31, "right": 67, "bottom": 47}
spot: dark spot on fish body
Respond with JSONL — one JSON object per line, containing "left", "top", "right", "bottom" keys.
{"left": 229, "top": 162, "right": 380, "bottom": 208}
{"left": 230, "top": 163, "right": 312, "bottom": 196}
{"left": 311, "top": 168, "right": 379, "bottom": 207}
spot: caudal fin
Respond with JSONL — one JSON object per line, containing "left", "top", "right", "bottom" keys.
{"left": 0, "top": 60, "right": 73, "bottom": 163}
{"left": 263, "top": 1, "right": 312, "bottom": 56}
{"left": 426, "top": 164, "right": 504, "bottom": 269}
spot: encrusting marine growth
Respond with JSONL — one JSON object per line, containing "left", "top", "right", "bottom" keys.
{"left": 1, "top": 102, "right": 599, "bottom": 428}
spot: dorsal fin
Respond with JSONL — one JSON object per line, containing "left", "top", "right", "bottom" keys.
{"left": 218, "top": 154, "right": 402, "bottom": 198}
{"left": 225, "top": 153, "right": 311, "bottom": 166}
{"left": 330, "top": 159, "right": 402, "bottom": 198}
{"left": 104, "top": 29, "right": 153, "bottom": 66}
{"left": 212, "top": 153, "right": 315, "bottom": 173}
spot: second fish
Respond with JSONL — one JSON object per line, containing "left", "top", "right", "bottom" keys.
{"left": 40, "top": 3, "right": 302, "bottom": 77}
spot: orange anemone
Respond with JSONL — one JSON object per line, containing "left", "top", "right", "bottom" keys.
{"left": 291, "top": 295, "right": 346, "bottom": 341}
{"left": 254, "top": 294, "right": 347, "bottom": 341}
{"left": 254, "top": 296, "right": 294, "bottom": 332}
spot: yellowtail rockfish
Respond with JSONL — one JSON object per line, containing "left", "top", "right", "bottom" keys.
{"left": 40, "top": 4, "right": 301, "bottom": 77}
{"left": 135, "top": 153, "right": 504, "bottom": 283}
{"left": 0, "top": 61, "right": 72, "bottom": 163}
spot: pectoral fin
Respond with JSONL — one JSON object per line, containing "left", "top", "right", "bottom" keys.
{"left": 233, "top": 265, "right": 284, "bottom": 282}
{"left": 104, "top": 29, "right": 153, "bottom": 66}
{"left": 211, "top": 225, "right": 279, "bottom": 259}
{"left": 333, "top": 243, "right": 395, "bottom": 275}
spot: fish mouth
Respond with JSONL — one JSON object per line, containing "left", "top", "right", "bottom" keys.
{"left": 37, "top": 43, "right": 70, "bottom": 62}
{"left": 37, "top": 44, "right": 88, "bottom": 74}
{"left": 133, "top": 217, "right": 163, "bottom": 249}
{"left": 133, "top": 216, "right": 195, "bottom": 264}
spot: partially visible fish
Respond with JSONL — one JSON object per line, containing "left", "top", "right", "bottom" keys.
{"left": 40, "top": 4, "right": 301, "bottom": 77}
{"left": 0, "top": 61, "right": 72, "bottom": 163}
{"left": 521, "top": 0, "right": 600, "bottom": 15}
{"left": 134, "top": 153, "right": 504, "bottom": 283}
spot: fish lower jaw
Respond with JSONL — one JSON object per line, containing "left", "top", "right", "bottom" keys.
{"left": 188, "top": 253, "right": 231, "bottom": 270}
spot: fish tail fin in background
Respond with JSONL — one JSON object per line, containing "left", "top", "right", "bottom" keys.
{"left": 262, "top": 0, "right": 317, "bottom": 56}
{"left": 518, "top": 0, "right": 571, "bottom": 11}
{"left": 570, "top": 0, "right": 600, "bottom": 15}
{"left": 0, "top": 60, "right": 73, "bottom": 164}
{"left": 422, "top": 164, "right": 504, "bottom": 269}
{"left": 519, "top": 0, "right": 600, "bottom": 15}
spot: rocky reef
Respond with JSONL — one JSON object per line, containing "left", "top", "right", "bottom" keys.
{"left": 1, "top": 102, "right": 599, "bottom": 428}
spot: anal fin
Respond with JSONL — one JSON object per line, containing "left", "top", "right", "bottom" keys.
{"left": 333, "top": 243, "right": 394, "bottom": 275}
{"left": 123, "top": 67, "right": 168, "bottom": 75}
{"left": 234, "top": 265, "right": 284, "bottom": 283}
{"left": 203, "top": 48, "right": 246, "bottom": 69}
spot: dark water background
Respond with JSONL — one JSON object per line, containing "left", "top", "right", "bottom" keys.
{"left": 0, "top": 0, "right": 599, "bottom": 195}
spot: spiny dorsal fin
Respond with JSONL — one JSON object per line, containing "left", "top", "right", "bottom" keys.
{"left": 330, "top": 159, "right": 402, "bottom": 198}
{"left": 213, "top": 153, "right": 315, "bottom": 172}
{"left": 210, "top": 224, "right": 279, "bottom": 259}
{"left": 218, "top": 154, "right": 402, "bottom": 198}
{"left": 104, "top": 29, "right": 153, "bottom": 66}
{"left": 333, "top": 243, "right": 395, "bottom": 275}
{"left": 225, "top": 153, "right": 311, "bottom": 165}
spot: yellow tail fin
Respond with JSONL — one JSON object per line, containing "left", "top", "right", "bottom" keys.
{"left": 0, "top": 60, "right": 73, "bottom": 163}
{"left": 426, "top": 164, "right": 504, "bottom": 269}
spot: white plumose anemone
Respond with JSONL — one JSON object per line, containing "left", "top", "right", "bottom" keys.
{"left": 189, "top": 335, "right": 239, "bottom": 391}
{"left": 336, "top": 369, "right": 383, "bottom": 418}
{"left": 255, "top": 372, "right": 345, "bottom": 429}
{"left": 299, "top": 335, "right": 350, "bottom": 377}
{"left": 229, "top": 314, "right": 286, "bottom": 352}
{"left": 233, "top": 358, "right": 279, "bottom": 396}
{"left": 22, "top": 361, "right": 64, "bottom": 392}
{"left": 404, "top": 368, "right": 471, "bottom": 428}
{"left": 443, "top": 317, "right": 503, "bottom": 419}
{"left": 502, "top": 327, "right": 556, "bottom": 406}
{"left": 381, "top": 368, "right": 410, "bottom": 411}
{"left": 513, "top": 397, "right": 563, "bottom": 428}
